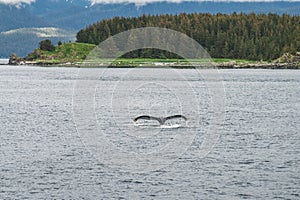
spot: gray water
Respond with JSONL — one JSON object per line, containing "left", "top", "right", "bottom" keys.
{"left": 0, "top": 66, "right": 299, "bottom": 199}
{"left": 0, "top": 59, "right": 9, "bottom": 65}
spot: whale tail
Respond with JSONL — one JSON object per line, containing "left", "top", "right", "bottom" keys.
{"left": 134, "top": 115, "right": 187, "bottom": 125}
{"left": 165, "top": 115, "right": 187, "bottom": 121}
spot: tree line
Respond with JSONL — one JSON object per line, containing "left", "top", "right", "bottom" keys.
{"left": 76, "top": 13, "right": 300, "bottom": 61}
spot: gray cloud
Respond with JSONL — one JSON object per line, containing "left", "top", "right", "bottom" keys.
{"left": 1, "top": 0, "right": 299, "bottom": 7}
{"left": 0, "top": 0, "right": 35, "bottom": 5}
{"left": 90, "top": 0, "right": 300, "bottom": 6}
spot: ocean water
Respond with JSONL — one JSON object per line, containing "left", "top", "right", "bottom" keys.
{"left": 0, "top": 59, "right": 9, "bottom": 65}
{"left": 0, "top": 66, "right": 299, "bottom": 199}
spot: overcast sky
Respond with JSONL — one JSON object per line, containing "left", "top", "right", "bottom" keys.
{"left": 0, "top": 0, "right": 34, "bottom": 5}
{"left": 91, "top": 0, "right": 300, "bottom": 6}
{"left": 1, "top": 0, "right": 299, "bottom": 6}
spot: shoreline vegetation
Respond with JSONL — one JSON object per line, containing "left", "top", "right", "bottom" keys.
{"left": 7, "top": 42, "right": 300, "bottom": 69}
{"left": 7, "top": 56, "right": 300, "bottom": 69}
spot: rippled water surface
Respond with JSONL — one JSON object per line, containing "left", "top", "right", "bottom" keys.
{"left": 0, "top": 66, "right": 299, "bottom": 199}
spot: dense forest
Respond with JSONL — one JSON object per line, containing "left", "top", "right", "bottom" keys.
{"left": 76, "top": 13, "right": 300, "bottom": 61}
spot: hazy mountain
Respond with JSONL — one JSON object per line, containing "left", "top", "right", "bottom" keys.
{"left": 0, "top": 4, "right": 49, "bottom": 32}
{"left": 1, "top": 0, "right": 300, "bottom": 57}
{"left": 5, "top": 1, "right": 300, "bottom": 31}
{"left": 0, "top": 27, "right": 75, "bottom": 58}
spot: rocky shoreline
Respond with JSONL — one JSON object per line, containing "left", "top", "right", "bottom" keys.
{"left": 216, "top": 62, "right": 299, "bottom": 69}
{"left": 7, "top": 60, "right": 300, "bottom": 69}
{"left": 6, "top": 53, "right": 300, "bottom": 69}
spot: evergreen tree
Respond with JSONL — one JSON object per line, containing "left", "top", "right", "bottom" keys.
{"left": 76, "top": 13, "right": 300, "bottom": 61}
{"left": 39, "top": 39, "right": 55, "bottom": 52}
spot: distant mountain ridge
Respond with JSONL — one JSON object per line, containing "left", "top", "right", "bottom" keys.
{"left": 0, "top": 27, "right": 75, "bottom": 58}
{"left": 1, "top": 0, "right": 300, "bottom": 57}
{"left": 2, "top": 1, "right": 300, "bottom": 32}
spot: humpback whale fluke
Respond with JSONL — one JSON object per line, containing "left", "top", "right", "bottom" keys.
{"left": 134, "top": 115, "right": 187, "bottom": 125}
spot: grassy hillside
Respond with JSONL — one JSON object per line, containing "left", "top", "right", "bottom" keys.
{"left": 26, "top": 42, "right": 96, "bottom": 63}
{"left": 24, "top": 40, "right": 258, "bottom": 64}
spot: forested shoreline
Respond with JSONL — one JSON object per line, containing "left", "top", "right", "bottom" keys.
{"left": 76, "top": 13, "right": 300, "bottom": 61}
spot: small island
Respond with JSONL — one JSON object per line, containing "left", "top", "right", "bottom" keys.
{"left": 8, "top": 12, "right": 300, "bottom": 69}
